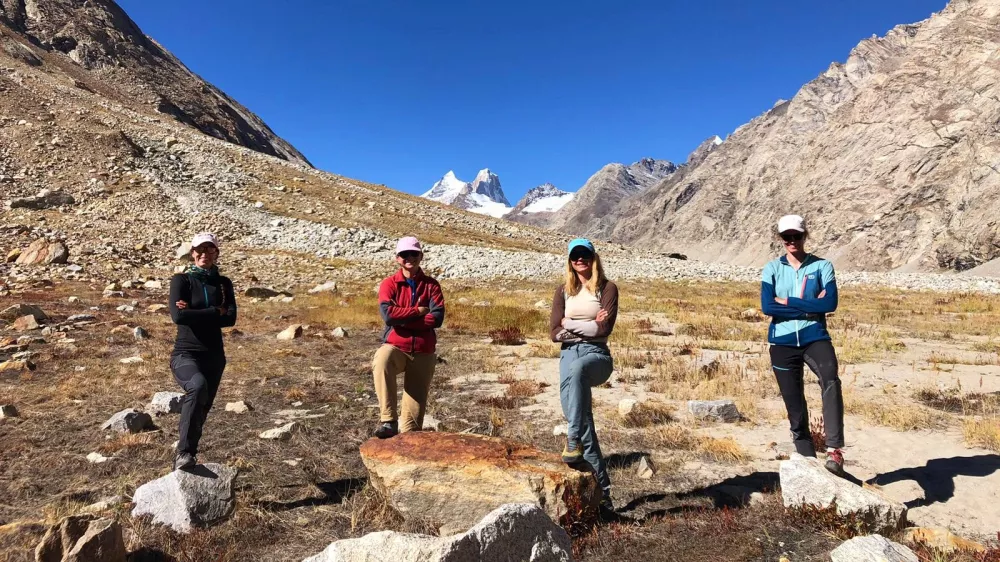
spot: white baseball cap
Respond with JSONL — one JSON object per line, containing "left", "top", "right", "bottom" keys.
{"left": 191, "top": 232, "right": 219, "bottom": 249}
{"left": 777, "top": 215, "right": 806, "bottom": 233}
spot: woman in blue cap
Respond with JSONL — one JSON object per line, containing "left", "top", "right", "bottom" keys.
{"left": 550, "top": 238, "right": 619, "bottom": 514}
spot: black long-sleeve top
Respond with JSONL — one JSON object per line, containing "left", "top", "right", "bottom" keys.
{"left": 169, "top": 272, "right": 237, "bottom": 355}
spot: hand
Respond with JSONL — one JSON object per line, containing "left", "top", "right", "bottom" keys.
{"left": 561, "top": 317, "right": 568, "bottom": 327}
{"left": 818, "top": 290, "right": 827, "bottom": 298}
{"left": 217, "top": 306, "right": 228, "bottom": 316}
{"left": 175, "top": 300, "right": 188, "bottom": 310}
{"left": 417, "top": 306, "right": 430, "bottom": 315}
{"left": 596, "top": 309, "right": 609, "bottom": 322}
{"left": 774, "top": 297, "right": 788, "bottom": 305}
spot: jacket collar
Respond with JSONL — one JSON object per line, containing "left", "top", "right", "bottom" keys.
{"left": 391, "top": 268, "right": 424, "bottom": 284}
{"left": 779, "top": 254, "right": 812, "bottom": 267}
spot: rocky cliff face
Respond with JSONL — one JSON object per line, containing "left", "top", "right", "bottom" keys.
{"left": 0, "top": 0, "right": 309, "bottom": 164}
{"left": 546, "top": 158, "right": 677, "bottom": 236}
{"left": 592, "top": 0, "right": 1000, "bottom": 272}
{"left": 504, "top": 183, "right": 573, "bottom": 228}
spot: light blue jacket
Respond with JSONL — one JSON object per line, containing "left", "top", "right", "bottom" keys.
{"left": 760, "top": 254, "right": 838, "bottom": 347}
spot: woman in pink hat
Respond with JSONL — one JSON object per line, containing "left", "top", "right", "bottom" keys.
{"left": 371, "top": 236, "right": 446, "bottom": 438}
{"left": 168, "top": 233, "right": 237, "bottom": 470}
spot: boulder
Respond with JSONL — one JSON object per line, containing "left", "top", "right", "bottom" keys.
{"left": 688, "top": 400, "right": 742, "bottom": 422}
{"left": 901, "top": 527, "right": 986, "bottom": 553}
{"left": 13, "top": 314, "right": 41, "bottom": 331}
{"left": 830, "top": 535, "right": 918, "bottom": 562}
{"left": 245, "top": 287, "right": 281, "bottom": 298}
{"left": 15, "top": 239, "right": 69, "bottom": 265}
{"left": 360, "top": 432, "right": 600, "bottom": 535}
{"left": 131, "top": 463, "right": 237, "bottom": 533}
{"left": 0, "top": 304, "right": 48, "bottom": 322}
{"left": 34, "top": 514, "right": 125, "bottom": 562}
{"left": 780, "top": 454, "right": 906, "bottom": 532}
{"left": 175, "top": 242, "right": 192, "bottom": 260}
{"left": 148, "top": 392, "right": 184, "bottom": 415}
{"left": 260, "top": 422, "right": 299, "bottom": 440}
{"left": 0, "top": 404, "right": 18, "bottom": 418}
{"left": 0, "top": 359, "right": 36, "bottom": 373}
{"left": 277, "top": 324, "right": 303, "bottom": 341}
{"left": 100, "top": 409, "right": 154, "bottom": 434}
{"left": 225, "top": 401, "right": 253, "bottom": 414}
{"left": 303, "top": 503, "right": 572, "bottom": 562}
{"left": 331, "top": 327, "right": 348, "bottom": 338}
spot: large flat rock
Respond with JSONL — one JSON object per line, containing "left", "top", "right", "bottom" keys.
{"left": 780, "top": 454, "right": 907, "bottom": 533}
{"left": 830, "top": 534, "right": 918, "bottom": 562}
{"left": 360, "top": 432, "right": 600, "bottom": 535}
{"left": 303, "top": 503, "right": 572, "bottom": 562}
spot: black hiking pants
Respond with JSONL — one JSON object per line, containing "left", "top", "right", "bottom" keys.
{"left": 769, "top": 339, "right": 844, "bottom": 456}
{"left": 171, "top": 352, "right": 226, "bottom": 455}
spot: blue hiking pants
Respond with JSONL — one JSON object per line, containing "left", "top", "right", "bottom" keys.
{"left": 559, "top": 342, "right": 614, "bottom": 492}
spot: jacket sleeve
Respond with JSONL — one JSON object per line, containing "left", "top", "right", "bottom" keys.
{"left": 170, "top": 274, "right": 219, "bottom": 326}
{"left": 219, "top": 277, "right": 238, "bottom": 328}
{"left": 786, "top": 261, "right": 839, "bottom": 314}
{"left": 399, "top": 280, "right": 445, "bottom": 329}
{"left": 760, "top": 263, "right": 808, "bottom": 319}
{"left": 595, "top": 281, "right": 619, "bottom": 337}
{"left": 378, "top": 278, "right": 422, "bottom": 325}
{"left": 550, "top": 285, "right": 567, "bottom": 342}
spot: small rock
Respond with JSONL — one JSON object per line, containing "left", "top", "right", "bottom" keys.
{"left": 133, "top": 327, "right": 150, "bottom": 341}
{"left": 740, "top": 308, "right": 765, "bottom": 322}
{"left": 143, "top": 280, "right": 163, "bottom": 290}
{"left": 132, "top": 463, "right": 238, "bottom": 533}
{"left": 534, "top": 300, "right": 549, "bottom": 309}
{"left": 103, "top": 290, "right": 124, "bottom": 299}
{"left": 0, "top": 359, "right": 36, "bottom": 373}
{"left": 830, "top": 535, "right": 918, "bottom": 562}
{"left": 12, "top": 314, "right": 40, "bottom": 331}
{"left": 225, "top": 401, "right": 253, "bottom": 414}
{"left": 618, "top": 398, "right": 638, "bottom": 418}
{"left": 67, "top": 314, "right": 97, "bottom": 322}
{"left": 87, "top": 452, "right": 112, "bottom": 464}
{"left": 553, "top": 425, "right": 567, "bottom": 436}
{"left": 688, "top": 400, "right": 742, "bottom": 423}
{"left": 0, "top": 304, "right": 48, "bottom": 322}
{"left": 260, "top": 422, "right": 299, "bottom": 440}
{"left": 283, "top": 459, "right": 299, "bottom": 467}
{"left": 245, "top": 287, "right": 281, "bottom": 298}
{"left": 0, "top": 404, "right": 18, "bottom": 418}
{"left": 308, "top": 281, "right": 338, "bottom": 294}
{"left": 15, "top": 239, "right": 69, "bottom": 265}
{"left": 277, "top": 324, "right": 303, "bottom": 341}
{"left": 5, "top": 249, "right": 19, "bottom": 263}
{"left": 636, "top": 456, "right": 656, "bottom": 479}
{"left": 148, "top": 392, "right": 184, "bottom": 415}
{"left": 119, "top": 356, "right": 144, "bottom": 364}
{"left": 901, "top": 528, "right": 986, "bottom": 553}
{"left": 68, "top": 296, "right": 80, "bottom": 303}
{"left": 148, "top": 304, "right": 168, "bottom": 313}
{"left": 331, "top": 327, "right": 348, "bottom": 338}
{"left": 80, "top": 496, "right": 125, "bottom": 515}
{"left": 101, "top": 408, "right": 153, "bottom": 434}
{"left": 423, "top": 414, "right": 441, "bottom": 432}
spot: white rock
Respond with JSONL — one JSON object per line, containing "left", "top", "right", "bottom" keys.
{"left": 260, "top": 422, "right": 299, "bottom": 440}
{"left": 277, "top": 324, "right": 303, "bottom": 341}
{"left": 688, "top": 400, "right": 742, "bottom": 423}
{"left": 86, "top": 452, "right": 111, "bottom": 464}
{"left": 830, "top": 535, "right": 918, "bottom": 562}
{"left": 143, "top": 280, "right": 163, "bottom": 290}
{"left": 780, "top": 454, "right": 907, "bottom": 532}
{"left": 636, "top": 456, "right": 655, "bottom": 479}
{"left": 303, "top": 503, "right": 572, "bottom": 562}
{"left": 148, "top": 391, "right": 184, "bottom": 415}
{"left": 119, "top": 356, "right": 144, "bottom": 364}
{"left": 332, "top": 327, "right": 348, "bottom": 338}
{"left": 132, "top": 463, "right": 238, "bottom": 533}
{"left": 134, "top": 327, "right": 150, "bottom": 341}
{"left": 618, "top": 398, "right": 638, "bottom": 418}
{"left": 552, "top": 425, "right": 567, "bottom": 437}
{"left": 100, "top": 409, "right": 153, "bottom": 434}
{"left": 423, "top": 415, "right": 441, "bottom": 432}
{"left": 308, "top": 281, "right": 338, "bottom": 294}
{"left": 79, "top": 495, "right": 125, "bottom": 514}
{"left": 225, "top": 401, "right": 253, "bottom": 414}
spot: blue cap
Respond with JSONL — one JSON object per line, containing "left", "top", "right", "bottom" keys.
{"left": 568, "top": 238, "right": 595, "bottom": 255}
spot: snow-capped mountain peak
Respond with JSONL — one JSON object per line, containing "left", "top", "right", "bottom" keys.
{"left": 469, "top": 168, "right": 510, "bottom": 206}
{"left": 509, "top": 183, "right": 574, "bottom": 215}
{"left": 421, "top": 168, "right": 513, "bottom": 217}
{"left": 421, "top": 170, "right": 468, "bottom": 205}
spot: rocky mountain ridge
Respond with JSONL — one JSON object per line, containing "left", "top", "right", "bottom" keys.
{"left": 421, "top": 168, "right": 512, "bottom": 218}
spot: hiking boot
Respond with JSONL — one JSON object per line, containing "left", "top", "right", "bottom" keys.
{"left": 598, "top": 493, "right": 616, "bottom": 521}
{"left": 374, "top": 421, "right": 398, "bottom": 439}
{"left": 561, "top": 440, "right": 583, "bottom": 464}
{"left": 173, "top": 452, "right": 196, "bottom": 471}
{"left": 825, "top": 448, "right": 845, "bottom": 476}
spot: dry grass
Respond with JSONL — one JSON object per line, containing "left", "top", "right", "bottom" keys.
{"left": 844, "top": 392, "right": 945, "bottom": 431}
{"left": 619, "top": 402, "right": 675, "bottom": 428}
{"left": 964, "top": 418, "right": 1000, "bottom": 452}
{"left": 526, "top": 342, "right": 561, "bottom": 358}
{"left": 489, "top": 326, "right": 526, "bottom": 346}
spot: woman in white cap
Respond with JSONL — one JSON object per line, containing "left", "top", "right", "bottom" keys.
{"left": 550, "top": 238, "right": 619, "bottom": 515}
{"left": 168, "top": 233, "right": 237, "bottom": 470}
{"left": 371, "top": 236, "right": 445, "bottom": 438}
{"left": 760, "top": 215, "right": 845, "bottom": 476}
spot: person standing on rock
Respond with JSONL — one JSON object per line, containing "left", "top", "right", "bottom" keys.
{"left": 169, "top": 233, "right": 237, "bottom": 471}
{"left": 761, "top": 215, "right": 846, "bottom": 476}
{"left": 372, "top": 236, "right": 445, "bottom": 439}
{"left": 551, "top": 238, "right": 618, "bottom": 513}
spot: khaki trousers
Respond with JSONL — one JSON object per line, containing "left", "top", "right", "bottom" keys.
{"left": 372, "top": 344, "right": 436, "bottom": 432}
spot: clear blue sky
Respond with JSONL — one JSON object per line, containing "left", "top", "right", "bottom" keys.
{"left": 118, "top": 0, "right": 945, "bottom": 203}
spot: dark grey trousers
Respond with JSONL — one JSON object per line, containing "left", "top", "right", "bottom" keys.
{"left": 769, "top": 339, "right": 844, "bottom": 455}
{"left": 171, "top": 352, "right": 226, "bottom": 455}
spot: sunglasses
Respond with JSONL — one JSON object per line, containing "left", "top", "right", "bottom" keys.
{"left": 192, "top": 245, "right": 218, "bottom": 254}
{"left": 780, "top": 233, "right": 805, "bottom": 243}
{"left": 569, "top": 253, "right": 594, "bottom": 263}
{"left": 398, "top": 251, "right": 421, "bottom": 260}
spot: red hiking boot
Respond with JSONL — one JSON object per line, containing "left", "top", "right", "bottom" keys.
{"left": 825, "top": 448, "right": 845, "bottom": 477}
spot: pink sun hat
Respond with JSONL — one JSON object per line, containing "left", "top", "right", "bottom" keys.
{"left": 395, "top": 236, "right": 422, "bottom": 255}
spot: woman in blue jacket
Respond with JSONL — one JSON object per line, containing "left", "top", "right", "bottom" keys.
{"left": 760, "top": 215, "right": 845, "bottom": 476}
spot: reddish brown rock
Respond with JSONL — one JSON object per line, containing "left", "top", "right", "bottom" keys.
{"left": 13, "top": 314, "right": 40, "bottom": 331}
{"left": 360, "top": 432, "right": 600, "bottom": 535}
{"left": 15, "top": 239, "right": 69, "bottom": 266}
